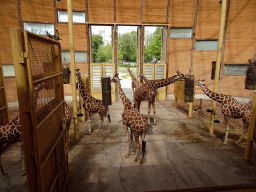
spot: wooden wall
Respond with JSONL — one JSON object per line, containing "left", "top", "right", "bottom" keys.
{"left": 0, "top": 0, "right": 255, "bottom": 100}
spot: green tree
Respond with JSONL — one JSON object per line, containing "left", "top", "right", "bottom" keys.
{"left": 96, "top": 43, "right": 112, "bottom": 63}
{"left": 118, "top": 31, "right": 137, "bottom": 62}
{"left": 92, "top": 33, "right": 103, "bottom": 61}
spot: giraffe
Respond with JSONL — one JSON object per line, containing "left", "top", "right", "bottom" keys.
{"left": 64, "top": 101, "right": 72, "bottom": 132}
{"left": 75, "top": 69, "right": 111, "bottom": 134}
{"left": 127, "top": 67, "right": 142, "bottom": 93}
{"left": 195, "top": 80, "right": 252, "bottom": 144}
{"left": 134, "top": 71, "right": 185, "bottom": 125}
{"left": 0, "top": 82, "right": 46, "bottom": 176}
{"left": 111, "top": 73, "right": 152, "bottom": 164}
{"left": 138, "top": 73, "right": 159, "bottom": 95}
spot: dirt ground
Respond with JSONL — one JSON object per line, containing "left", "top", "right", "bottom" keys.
{"left": 1, "top": 95, "right": 255, "bottom": 191}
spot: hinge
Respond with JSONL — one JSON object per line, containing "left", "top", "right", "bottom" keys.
{"left": 19, "top": 52, "right": 28, "bottom": 64}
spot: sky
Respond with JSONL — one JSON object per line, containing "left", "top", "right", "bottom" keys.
{"left": 91, "top": 26, "right": 157, "bottom": 45}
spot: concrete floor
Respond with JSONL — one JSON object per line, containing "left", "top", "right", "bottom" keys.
{"left": 65, "top": 89, "right": 256, "bottom": 192}
{"left": 1, "top": 88, "right": 256, "bottom": 192}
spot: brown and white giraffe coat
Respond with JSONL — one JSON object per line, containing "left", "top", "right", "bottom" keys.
{"left": 195, "top": 80, "right": 252, "bottom": 144}
{"left": 111, "top": 73, "right": 152, "bottom": 164}
{"left": 127, "top": 67, "right": 142, "bottom": 93}
{"left": 75, "top": 69, "right": 111, "bottom": 134}
{"left": 134, "top": 71, "right": 185, "bottom": 124}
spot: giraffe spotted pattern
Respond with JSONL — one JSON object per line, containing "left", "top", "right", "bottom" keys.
{"left": 195, "top": 80, "right": 252, "bottom": 144}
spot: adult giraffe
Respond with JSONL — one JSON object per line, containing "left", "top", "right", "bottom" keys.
{"left": 134, "top": 71, "right": 185, "bottom": 124}
{"left": 195, "top": 80, "right": 252, "bottom": 144}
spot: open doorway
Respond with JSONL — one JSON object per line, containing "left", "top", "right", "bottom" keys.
{"left": 117, "top": 26, "right": 138, "bottom": 99}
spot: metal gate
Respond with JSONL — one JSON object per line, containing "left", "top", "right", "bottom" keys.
{"left": 0, "top": 53, "right": 9, "bottom": 125}
{"left": 90, "top": 63, "right": 115, "bottom": 100}
{"left": 10, "top": 29, "right": 68, "bottom": 192}
{"left": 143, "top": 63, "right": 166, "bottom": 100}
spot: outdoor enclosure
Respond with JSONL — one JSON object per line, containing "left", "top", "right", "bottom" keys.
{"left": 10, "top": 29, "right": 68, "bottom": 192}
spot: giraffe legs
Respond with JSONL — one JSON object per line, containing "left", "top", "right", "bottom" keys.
{"left": 130, "top": 129, "right": 135, "bottom": 155}
{"left": 148, "top": 102, "right": 151, "bottom": 124}
{"left": 152, "top": 101, "right": 156, "bottom": 125}
{"left": 139, "top": 133, "right": 146, "bottom": 164}
{"left": 96, "top": 115, "right": 103, "bottom": 133}
{"left": 223, "top": 116, "right": 230, "bottom": 144}
{"left": 123, "top": 123, "right": 131, "bottom": 158}
{"left": 236, "top": 119, "right": 249, "bottom": 144}
{"left": 0, "top": 152, "right": 8, "bottom": 175}
{"left": 133, "top": 135, "right": 141, "bottom": 163}
{"left": 87, "top": 112, "right": 92, "bottom": 134}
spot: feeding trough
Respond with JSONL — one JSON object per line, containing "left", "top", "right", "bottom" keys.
{"left": 101, "top": 77, "right": 112, "bottom": 106}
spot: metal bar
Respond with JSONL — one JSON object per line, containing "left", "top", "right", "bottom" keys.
{"left": 67, "top": 0, "right": 79, "bottom": 140}
{"left": 190, "top": 0, "right": 199, "bottom": 74}
{"left": 33, "top": 72, "right": 63, "bottom": 84}
{"left": 209, "top": 0, "right": 227, "bottom": 135}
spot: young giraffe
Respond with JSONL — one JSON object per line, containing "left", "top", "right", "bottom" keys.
{"left": 138, "top": 73, "right": 159, "bottom": 95}
{"left": 127, "top": 67, "right": 142, "bottom": 93}
{"left": 111, "top": 73, "right": 152, "bottom": 164}
{"left": 0, "top": 82, "right": 46, "bottom": 176}
{"left": 195, "top": 80, "right": 252, "bottom": 144}
{"left": 134, "top": 71, "right": 185, "bottom": 125}
{"left": 75, "top": 69, "right": 111, "bottom": 134}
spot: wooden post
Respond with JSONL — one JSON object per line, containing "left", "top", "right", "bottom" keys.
{"left": 209, "top": 0, "right": 227, "bottom": 135}
{"left": 245, "top": 91, "right": 256, "bottom": 160}
{"left": 67, "top": 0, "right": 79, "bottom": 140}
{"left": 188, "top": 102, "right": 193, "bottom": 119}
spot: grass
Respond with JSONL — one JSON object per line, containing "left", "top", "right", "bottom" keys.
{"left": 121, "top": 74, "right": 132, "bottom": 79}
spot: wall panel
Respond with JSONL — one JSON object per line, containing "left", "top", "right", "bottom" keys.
{"left": 56, "top": 0, "right": 85, "bottom": 10}
{"left": 116, "top": 0, "right": 141, "bottom": 24}
{"left": 21, "top": 0, "right": 54, "bottom": 23}
{"left": 143, "top": 0, "right": 167, "bottom": 23}
{"left": 88, "top": 0, "right": 113, "bottom": 23}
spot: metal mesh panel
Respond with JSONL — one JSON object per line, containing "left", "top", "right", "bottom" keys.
{"left": 144, "top": 65, "right": 153, "bottom": 80}
{"left": 156, "top": 65, "right": 164, "bottom": 79}
{"left": 28, "top": 36, "right": 56, "bottom": 77}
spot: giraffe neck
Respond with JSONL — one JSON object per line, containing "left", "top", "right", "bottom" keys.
{"left": 141, "top": 75, "right": 149, "bottom": 83}
{"left": 152, "top": 74, "right": 179, "bottom": 90}
{"left": 127, "top": 68, "right": 137, "bottom": 81}
{"left": 116, "top": 80, "right": 133, "bottom": 109}
{"left": 200, "top": 84, "right": 224, "bottom": 103}
{"left": 75, "top": 72, "right": 91, "bottom": 101}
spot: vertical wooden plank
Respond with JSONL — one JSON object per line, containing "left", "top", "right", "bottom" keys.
{"left": 16, "top": 0, "right": 23, "bottom": 29}
{"left": 113, "top": 24, "right": 118, "bottom": 101}
{"left": 140, "top": 0, "right": 144, "bottom": 24}
{"left": 166, "top": 0, "right": 171, "bottom": 23}
{"left": 190, "top": 0, "right": 199, "bottom": 74}
{"left": 113, "top": 0, "right": 116, "bottom": 23}
{"left": 139, "top": 25, "right": 144, "bottom": 79}
{"left": 53, "top": 0, "right": 58, "bottom": 35}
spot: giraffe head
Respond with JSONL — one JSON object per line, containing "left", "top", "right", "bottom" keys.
{"left": 194, "top": 79, "right": 206, "bottom": 86}
{"left": 111, "top": 73, "right": 122, "bottom": 83}
{"left": 175, "top": 71, "right": 186, "bottom": 81}
{"left": 75, "top": 69, "right": 81, "bottom": 76}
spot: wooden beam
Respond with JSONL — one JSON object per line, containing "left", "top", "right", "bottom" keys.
{"left": 113, "top": 24, "right": 118, "bottom": 101}
{"left": 218, "top": 0, "right": 230, "bottom": 93}
{"left": 166, "top": 0, "right": 171, "bottom": 23}
{"left": 140, "top": 26, "right": 144, "bottom": 76}
{"left": 53, "top": 0, "right": 58, "bottom": 35}
{"left": 113, "top": 0, "right": 116, "bottom": 23}
{"left": 140, "top": 0, "right": 144, "bottom": 24}
{"left": 190, "top": 0, "right": 199, "bottom": 74}
{"left": 17, "top": 0, "right": 23, "bottom": 29}
{"left": 85, "top": 0, "right": 89, "bottom": 22}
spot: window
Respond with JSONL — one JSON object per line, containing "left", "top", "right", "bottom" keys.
{"left": 224, "top": 64, "right": 250, "bottom": 75}
{"left": 3, "top": 65, "right": 15, "bottom": 77}
{"left": 169, "top": 28, "right": 192, "bottom": 38}
{"left": 61, "top": 51, "right": 87, "bottom": 62}
{"left": 58, "top": 11, "right": 86, "bottom": 23}
{"left": 195, "top": 40, "right": 218, "bottom": 50}
{"left": 24, "top": 22, "right": 54, "bottom": 35}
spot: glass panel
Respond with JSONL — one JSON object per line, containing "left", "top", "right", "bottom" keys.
{"left": 2, "top": 65, "right": 15, "bottom": 77}
{"left": 195, "top": 40, "right": 218, "bottom": 50}
{"left": 75, "top": 52, "right": 87, "bottom": 62}
{"left": 24, "top": 22, "right": 54, "bottom": 35}
{"left": 224, "top": 64, "right": 249, "bottom": 75}
{"left": 61, "top": 51, "right": 87, "bottom": 62}
{"left": 58, "top": 11, "right": 85, "bottom": 23}
{"left": 92, "top": 66, "right": 101, "bottom": 90}
{"left": 169, "top": 28, "right": 192, "bottom": 38}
